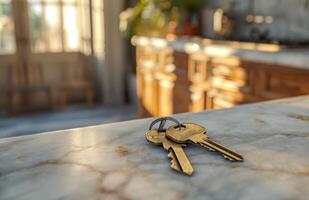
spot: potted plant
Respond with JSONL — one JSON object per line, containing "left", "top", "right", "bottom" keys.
{"left": 119, "top": 0, "right": 204, "bottom": 38}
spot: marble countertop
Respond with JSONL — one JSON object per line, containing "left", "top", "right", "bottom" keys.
{"left": 1, "top": 96, "right": 309, "bottom": 200}
{"left": 132, "top": 36, "right": 309, "bottom": 70}
{"left": 182, "top": 42, "right": 309, "bottom": 70}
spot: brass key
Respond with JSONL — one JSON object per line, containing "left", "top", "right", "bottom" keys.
{"left": 166, "top": 123, "right": 243, "bottom": 161}
{"left": 146, "top": 129, "right": 194, "bottom": 175}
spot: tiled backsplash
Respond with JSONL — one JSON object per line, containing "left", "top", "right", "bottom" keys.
{"left": 202, "top": 0, "right": 309, "bottom": 40}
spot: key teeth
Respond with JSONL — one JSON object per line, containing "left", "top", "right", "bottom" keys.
{"left": 168, "top": 151, "right": 173, "bottom": 158}
{"left": 200, "top": 141, "right": 242, "bottom": 161}
{"left": 170, "top": 162, "right": 176, "bottom": 169}
{"left": 168, "top": 155, "right": 176, "bottom": 167}
{"left": 168, "top": 151, "right": 180, "bottom": 171}
{"left": 223, "top": 155, "right": 234, "bottom": 161}
{"left": 170, "top": 158, "right": 175, "bottom": 166}
{"left": 199, "top": 142, "right": 215, "bottom": 151}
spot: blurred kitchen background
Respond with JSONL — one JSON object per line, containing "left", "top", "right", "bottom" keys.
{"left": 0, "top": 0, "right": 308, "bottom": 138}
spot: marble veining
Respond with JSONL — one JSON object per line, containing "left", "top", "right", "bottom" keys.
{"left": 0, "top": 96, "right": 309, "bottom": 200}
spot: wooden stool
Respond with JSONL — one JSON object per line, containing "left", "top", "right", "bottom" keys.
{"left": 59, "top": 81, "right": 94, "bottom": 109}
{"left": 6, "top": 62, "right": 53, "bottom": 116}
{"left": 59, "top": 58, "right": 94, "bottom": 109}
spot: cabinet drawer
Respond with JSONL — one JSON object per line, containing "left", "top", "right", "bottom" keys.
{"left": 211, "top": 77, "right": 246, "bottom": 92}
{"left": 212, "top": 65, "right": 247, "bottom": 81}
{"left": 210, "top": 88, "right": 257, "bottom": 104}
{"left": 267, "top": 73, "right": 309, "bottom": 95}
{"left": 212, "top": 97, "right": 235, "bottom": 109}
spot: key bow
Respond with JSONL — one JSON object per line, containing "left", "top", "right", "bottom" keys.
{"left": 148, "top": 117, "right": 181, "bottom": 132}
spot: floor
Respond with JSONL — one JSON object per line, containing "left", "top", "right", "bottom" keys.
{"left": 0, "top": 104, "right": 138, "bottom": 139}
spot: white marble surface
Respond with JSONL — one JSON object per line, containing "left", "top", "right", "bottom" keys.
{"left": 201, "top": 45, "right": 309, "bottom": 70}
{"left": 170, "top": 38, "right": 309, "bottom": 70}
{"left": 132, "top": 36, "right": 309, "bottom": 69}
{"left": 0, "top": 96, "right": 309, "bottom": 200}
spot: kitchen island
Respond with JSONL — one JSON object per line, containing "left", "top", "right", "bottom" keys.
{"left": 133, "top": 36, "right": 309, "bottom": 69}
{"left": 0, "top": 95, "right": 309, "bottom": 200}
{"left": 133, "top": 36, "right": 309, "bottom": 117}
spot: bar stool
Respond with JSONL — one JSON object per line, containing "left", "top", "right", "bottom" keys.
{"left": 59, "top": 59, "right": 94, "bottom": 109}
{"left": 6, "top": 61, "right": 52, "bottom": 116}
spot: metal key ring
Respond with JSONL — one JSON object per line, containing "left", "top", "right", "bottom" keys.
{"left": 148, "top": 117, "right": 181, "bottom": 132}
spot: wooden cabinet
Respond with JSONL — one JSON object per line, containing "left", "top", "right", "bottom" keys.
{"left": 205, "top": 57, "right": 254, "bottom": 108}
{"left": 135, "top": 43, "right": 178, "bottom": 117}
{"left": 134, "top": 42, "right": 309, "bottom": 118}
{"left": 253, "top": 63, "right": 309, "bottom": 99}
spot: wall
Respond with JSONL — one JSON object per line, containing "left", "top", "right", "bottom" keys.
{"left": 202, "top": 0, "right": 309, "bottom": 40}
{"left": 0, "top": 52, "right": 96, "bottom": 113}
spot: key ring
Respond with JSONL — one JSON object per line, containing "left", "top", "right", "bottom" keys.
{"left": 148, "top": 117, "right": 181, "bottom": 132}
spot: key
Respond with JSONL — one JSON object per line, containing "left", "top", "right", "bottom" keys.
{"left": 166, "top": 123, "right": 244, "bottom": 161}
{"left": 146, "top": 129, "right": 194, "bottom": 175}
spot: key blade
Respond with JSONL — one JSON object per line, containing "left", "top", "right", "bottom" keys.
{"left": 168, "top": 151, "right": 181, "bottom": 172}
{"left": 171, "top": 146, "right": 194, "bottom": 175}
{"left": 200, "top": 138, "right": 243, "bottom": 161}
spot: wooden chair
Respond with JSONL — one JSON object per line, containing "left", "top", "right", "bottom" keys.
{"left": 6, "top": 62, "right": 53, "bottom": 116}
{"left": 59, "top": 59, "right": 94, "bottom": 109}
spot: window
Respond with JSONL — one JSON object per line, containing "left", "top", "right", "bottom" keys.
{"left": 79, "top": 0, "right": 91, "bottom": 55}
{"left": 0, "top": 0, "right": 15, "bottom": 54}
{"left": 92, "top": 0, "right": 104, "bottom": 59}
{"left": 29, "top": 0, "right": 62, "bottom": 52}
{"left": 63, "top": 2, "right": 79, "bottom": 50}
{"left": 0, "top": 0, "right": 103, "bottom": 55}
{"left": 28, "top": 0, "right": 93, "bottom": 53}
